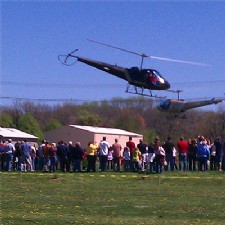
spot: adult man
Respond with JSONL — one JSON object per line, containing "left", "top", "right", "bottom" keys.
{"left": 4, "top": 139, "right": 15, "bottom": 171}
{"left": 137, "top": 139, "right": 148, "bottom": 172}
{"left": 126, "top": 137, "right": 135, "bottom": 171}
{"left": 163, "top": 137, "right": 175, "bottom": 171}
{"left": 99, "top": 137, "right": 109, "bottom": 172}
{"left": 0, "top": 141, "right": 6, "bottom": 171}
{"left": 112, "top": 138, "right": 122, "bottom": 172}
{"left": 57, "top": 141, "right": 69, "bottom": 172}
{"left": 177, "top": 136, "right": 188, "bottom": 171}
{"left": 21, "top": 139, "right": 34, "bottom": 172}
{"left": 214, "top": 137, "right": 223, "bottom": 171}
{"left": 71, "top": 142, "right": 84, "bottom": 172}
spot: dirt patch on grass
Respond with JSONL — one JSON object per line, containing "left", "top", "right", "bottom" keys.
{"left": 49, "top": 176, "right": 64, "bottom": 182}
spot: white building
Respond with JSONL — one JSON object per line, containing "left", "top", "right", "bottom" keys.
{"left": 45, "top": 125, "right": 143, "bottom": 148}
{"left": 0, "top": 127, "right": 38, "bottom": 143}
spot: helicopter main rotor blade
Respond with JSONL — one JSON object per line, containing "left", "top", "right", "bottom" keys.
{"left": 88, "top": 39, "right": 210, "bottom": 67}
{"left": 149, "top": 55, "right": 210, "bottom": 67}
{"left": 88, "top": 39, "right": 148, "bottom": 58}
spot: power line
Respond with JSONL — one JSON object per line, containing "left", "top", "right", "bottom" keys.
{"left": 2, "top": 80, "right": 225, "bottom": 89}
{"left": 0, "top": 96, "right": 99, "bottom": 103}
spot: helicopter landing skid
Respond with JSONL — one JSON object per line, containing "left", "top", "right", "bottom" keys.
{"left": 125, "top": 84, "right": 166, "bottom": 99}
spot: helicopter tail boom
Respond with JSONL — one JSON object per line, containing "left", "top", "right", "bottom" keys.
{"left": 76, "top": 56, "right": 129, "bottom": 81}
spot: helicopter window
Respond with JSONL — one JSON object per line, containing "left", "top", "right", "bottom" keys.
{"left": 146, "top": 71, "right": 158, "bottom": 83}
{"left": 152, "top": 70, "right": 165, "bottom": 84}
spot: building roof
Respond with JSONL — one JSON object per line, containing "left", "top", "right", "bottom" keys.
{"left": 0, "top": 127, "right": 38, "bottom": 139}
{"left": 70, "top": 125, "right": 142, "bottom": 137}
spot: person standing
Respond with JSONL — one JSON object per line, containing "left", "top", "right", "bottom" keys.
{"left": 36, "top": 140, "right": 45, "bottom": 171}
{"left": 71, "top": 142, "right": 84, "bottom": 172}
{"left": 57, "top": 141, "right": 69, "bottom": 172}
{"left": 133, "top": 147, "right": 141, "bottom": 172}
{"left": 126, "top": 137, "right": 135, "bottom": 171}
{"left": 214, "top": 137, "right": 223, "bottom": 171}
{"left": 99, "top": 137, "right": 109, "bottom": 172}
{"left": 177, "top": 136, "right": 188, "bottom": 171}
{"left": 123, "top": 147, "right": 130, "bottom": 172}
{"left": 137, "top": 139, "right": 148, "bottom": 172}
{"left": 188, "top": 139, "right": 198, "bottom": 171}
{"left": 148, "top": 142, "right": 155, "bottom": 173}
{"left": 43, "top": 141, "right": 51, "bottom": 172}
{"left": 154, "top": 140, "right": 165, "bottom": 174}
{"left": 49, "top": 143, "right": 57, "bottom": 172}
{"left": 86, "top": 142, "right": 98, "bottom": 172}
{"left": 197, "top": 138, "right": 210, "bottom": 171}
{"left": 163, "top": 137, "right": 175, "bottom": 171}
{"left": 4, "top": 139, "right": 15, "bottom": 171}
{"left": 0, "top": 141, "right": 6, "bottom": 171}
{"left": 112, "top": 139, "right": 122, "bottom": 172}
{"left": 209, "top": 142, "right": 216, "bottom": 170}
{"left": 107, "top": 147, "right": 113, "bottom": 171}
{"left": 21, "top": 139, "right": 34, "bottom": 172}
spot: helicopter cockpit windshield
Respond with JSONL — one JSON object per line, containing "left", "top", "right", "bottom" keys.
{"left": 146, "top": 70, "right": 165, "bottom": 84}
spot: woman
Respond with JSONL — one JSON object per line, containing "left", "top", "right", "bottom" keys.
{"left": 154, "top": 140, "right": 165, "bottom": 174}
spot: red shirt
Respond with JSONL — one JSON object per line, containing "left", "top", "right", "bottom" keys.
{"left": 177, "top": 141, "right": 188, "bottom": 154}
{"left": 126, "top": 141, "right": 135, "bottom": 154}
{"left": 112, "top": 142, "right": 122, "bottom": 157}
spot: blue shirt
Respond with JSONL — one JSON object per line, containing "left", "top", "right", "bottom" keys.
{"left": 21, "top": 142, "right": 31, "bottom": 157}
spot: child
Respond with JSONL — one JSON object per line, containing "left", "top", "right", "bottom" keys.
{"left": 123, "top": 147, "right": 130, "bottom": 172}
{"left": 82, "top": 150, "right": 88, "bottom": 170}
{"left": 107, "top": 147, "right": 113, "bottom": 171}
{"left": 133, "top": 147, "right": 141, "bottom": 172}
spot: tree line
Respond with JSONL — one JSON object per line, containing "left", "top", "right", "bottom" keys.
{"left": 0, "top": 97, "right": 225, "bottom": 143}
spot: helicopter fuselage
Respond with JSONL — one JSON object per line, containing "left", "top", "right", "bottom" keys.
{"left": 157, "top": 98, "right": 223, "bottom": 114}
{"left": 76, "top": 56, "right": 170, "bottom": 91}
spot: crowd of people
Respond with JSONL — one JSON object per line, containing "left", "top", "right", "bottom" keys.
{"left": 0, "top": 135, "right": 225, "bottom": 173}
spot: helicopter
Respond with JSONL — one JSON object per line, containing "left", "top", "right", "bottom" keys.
{"left": 157, "top": 97, "right": 223, "bottom": 115}
{"left": 58, "top": 39, "right": 209, "bottom": 97}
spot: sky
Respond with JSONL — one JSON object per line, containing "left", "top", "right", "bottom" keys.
{"left": 1, "top": 1, "right": 225, "bottom": 111}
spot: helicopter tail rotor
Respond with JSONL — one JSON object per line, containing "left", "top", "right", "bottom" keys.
{"left": 58, "top": 49, "right": 78, "bottom": 66}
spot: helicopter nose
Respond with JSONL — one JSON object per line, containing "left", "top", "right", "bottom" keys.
{"left": 164, "top": 80, "right": 170, "bottom": 89}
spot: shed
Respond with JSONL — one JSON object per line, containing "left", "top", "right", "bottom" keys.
{"left": 45, "top": 125, "right": 143, "bottom": 148}
{"left": 0, "top": 127, "right": 38, "bottom": 143}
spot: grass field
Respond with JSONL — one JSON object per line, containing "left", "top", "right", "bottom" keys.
{"left": 0, "top": 171, "right": 225, "bottom": 225}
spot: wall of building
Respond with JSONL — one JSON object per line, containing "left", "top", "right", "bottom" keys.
{"left": 45, "top": 126, "right": 143, "bottom": 149}
{"left": 94, "top": 133, "right": 142, "bottom": 149}
{"left": 45, "top": 126, "right": 94, "bottom": 147}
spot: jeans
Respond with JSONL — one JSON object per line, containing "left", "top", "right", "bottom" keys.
{"left": 99, "top": 155, "right": 108, "bottom": 172}
{"left": 5, "top": 154, "right": 13, "bottom": 171}
{"left": 198, "top": 157, "right": 207, "bottom": 171}
{"left": 155, "top": 155, "right": 163, "bottom": 174}
{"left": 113, "top": 157, "right": 120, "bottom": 172}
{"left": 179, "top": 153, "right": 187, "bottom": 171}
{"left": 73, "top": 159, "right": 82, "bottom": 172}
{"left": 188, "top": 155, "right": 197, "bottom": 171}
{"left": 165, "top": 154, "right": 174, "bottom": 171}
{"left": 50, "top": 156, "right": 57, "bottom": 172}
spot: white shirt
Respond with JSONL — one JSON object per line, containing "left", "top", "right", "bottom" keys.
{"left": 99, "top": 140, "right": 109, "bottom": 156}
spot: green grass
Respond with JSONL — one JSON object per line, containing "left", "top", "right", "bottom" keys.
{"left": 0, "top": 171, "right": 225, "bottom": 225}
